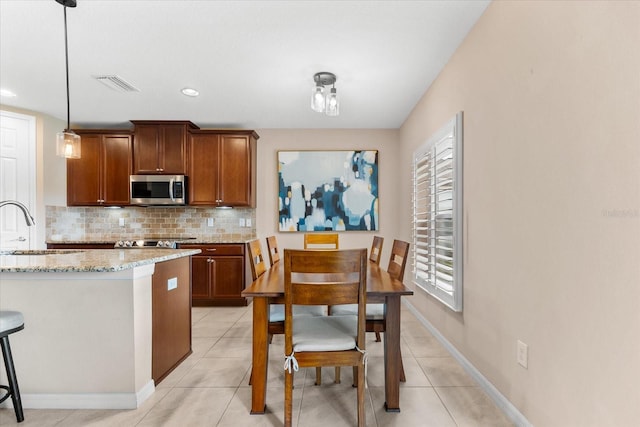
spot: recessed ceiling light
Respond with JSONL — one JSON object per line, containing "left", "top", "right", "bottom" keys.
{"left": 0, "top": 88, "right": 17, "bottom": 97}
{"left": 181, "top": 87, "right": 199, "bottom": 97}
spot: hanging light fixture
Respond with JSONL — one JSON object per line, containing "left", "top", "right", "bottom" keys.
{"left": 311, "top": 80, "right": 325, "bottom": 112}
{"left": 325, "top": 85, "right": 339, "bottom": 117}
{"left": 55, "top": 0, "right": 81, "bottom": 159}
{"left": 311, "top": 72, "right": 339, "bottom": 117}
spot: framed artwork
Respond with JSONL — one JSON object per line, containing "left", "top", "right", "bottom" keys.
{"left": 277, "top": 150, "right": 379, "bottom": 232}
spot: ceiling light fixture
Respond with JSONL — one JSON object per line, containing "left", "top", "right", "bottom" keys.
{"left": 181, "top": 87, "right": 199, "bottom": 97}
{"left": 311, "top": 72, "right": 339, "bottom": 117}
{"left": 55, "top": 0, "right": 81, "bottom": 159}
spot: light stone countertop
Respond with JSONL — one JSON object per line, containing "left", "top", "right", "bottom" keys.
{"left": 45, "top": 238, "right": 252, "bottom": 245}
{"left": 0, "top": 248, "right": 201, "bottom": 273}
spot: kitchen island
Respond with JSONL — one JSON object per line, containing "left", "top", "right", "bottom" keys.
{"left": 0, "top": 248, "right": 199, "bottom": 409}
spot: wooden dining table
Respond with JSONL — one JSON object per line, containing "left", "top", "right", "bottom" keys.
{"left": 241, "top": 256, "right": 414, "bottom": 414}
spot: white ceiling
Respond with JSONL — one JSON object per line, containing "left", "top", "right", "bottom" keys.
{"left": 0, "top": 0, "right": 489, "bottom": 129}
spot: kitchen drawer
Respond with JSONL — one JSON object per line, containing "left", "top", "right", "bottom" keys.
{"left": 179, "top": 244, "right": 244, "bottom": 256}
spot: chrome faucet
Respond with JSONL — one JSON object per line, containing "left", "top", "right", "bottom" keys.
{"left": 0, "top": 200, "right": 35, "bottom": 226}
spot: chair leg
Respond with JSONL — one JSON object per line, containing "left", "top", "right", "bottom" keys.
{"left": 334, "top": 366, "right": 341, "bottom": 384}
{"left": 315, "top": 367, "right": 322, "bottom": 385}
{"left": 352, "top": 366, "right": 358, "bottom": 387}
{"left": 284, "top": 369, "right": 294, "bottom": 427}
{"left": 375, "top": 331, "right": 381, "bottom": 342}
{"left": 1, "top": 336, "right": 24, "bottom": 423}
{"left": 399, "top": 348, "right": 406, "bottom": 382}
{"left": 356, "top": 363, "right": 365, "bottom": 427}
{"left": 268, "top": 333, "right": 273, "bottom": 344}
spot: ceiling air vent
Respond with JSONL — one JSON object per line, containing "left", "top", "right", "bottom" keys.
{"left": 93, "top": 75, "right": 140, "bottom": 92}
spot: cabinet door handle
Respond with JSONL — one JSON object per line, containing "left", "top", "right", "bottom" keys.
{"left": 205, "top": 248, "right": 217, "bottom": 252}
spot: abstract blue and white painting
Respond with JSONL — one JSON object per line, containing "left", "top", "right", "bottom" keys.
{"left": 278, "top": 150, "right": 379, "bottom": 232}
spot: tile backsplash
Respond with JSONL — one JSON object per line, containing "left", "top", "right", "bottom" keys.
{"left": 46, "top": 205, "right": 256, "bottom": 242}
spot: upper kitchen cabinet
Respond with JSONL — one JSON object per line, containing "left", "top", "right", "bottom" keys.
{"left": 131, "top": 121, "right": 199, "bottom": 174}
{"left": 188, "top": 130, "right": 258, "bottom": 207}
{"left": 67, "top": 130, "right": 132, "bottom": 206}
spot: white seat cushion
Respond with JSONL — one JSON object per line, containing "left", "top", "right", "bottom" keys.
{"left": 293, "top": 315, "right": 357, "bottom": 352}
{"left": 270, "top": 305, "right": 326, "bottom": 322}
{"left": 0, "top": 310, "right": 24, "bottom": 334}
{"left": 270, "top": 305, "right": 285, "bottom": 322}
{"left": 294, "top": 305, "right": 326, "bottom": 317}
{"left": 330, "top": 303, "right": 385, "bottom": 320}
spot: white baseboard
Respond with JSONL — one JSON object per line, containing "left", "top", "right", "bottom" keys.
{"left": 0, "top": 380, "right": 156, "bottom": 410}
{"left": 403, "top": 301, "right": 532, "bottom": 427}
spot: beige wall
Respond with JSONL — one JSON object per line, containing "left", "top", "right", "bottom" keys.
{"left": 398, "top": 1, "right": 640, "bottom": 426}
{"left": 254, "top": 129, "right": 400, "bottom": 261}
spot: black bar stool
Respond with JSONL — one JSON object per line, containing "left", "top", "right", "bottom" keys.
{"left": 0, "top": 310, "right": 25, "bottom": 423}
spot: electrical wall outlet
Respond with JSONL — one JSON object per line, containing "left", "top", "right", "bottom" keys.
{"left": 119, "top": 218, "right": 125, "bottom": 227}
{"left": 517, "top": 340, "right": 528, "bottom": 368}
{"left": 245, "top": 218, "right": 251, "bottom": 227}
{"left": 207, "top": 218, "right": 214, "bottom": 227}
{"left": 239, "top": 218, "right": 245, "bottom": 227}
{"left": 167, "top": 277, "right": 178, "bottom": 291}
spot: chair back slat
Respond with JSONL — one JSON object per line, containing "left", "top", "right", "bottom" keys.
{"left": 369, "top": 236, "right": 384, "bottom": 264}
{"left": 292, "top": 281, "right": 361, "bottom": 306}
{"left": 266, "top": 235, "right": 280, "bottom": 266}
{"left": 303, "top": 233, "right": 339, "bottom": 249}
{"left": 247, "top": 239, "right": 267, "bottom": 281}
{"left": 387, "top": 239, "right": 410, "bottom": 282}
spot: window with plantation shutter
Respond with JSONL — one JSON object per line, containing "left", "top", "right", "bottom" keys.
{"left": 412, "top": 112, "right": 463, "bottom": 311}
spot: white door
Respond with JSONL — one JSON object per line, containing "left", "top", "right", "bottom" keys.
{"left": 0, "top": 110, "right": 36, "bottom": 249}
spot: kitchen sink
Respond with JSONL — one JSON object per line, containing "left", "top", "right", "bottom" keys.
{"left": 0, "top": 249, "right": 85, "bottom": 256}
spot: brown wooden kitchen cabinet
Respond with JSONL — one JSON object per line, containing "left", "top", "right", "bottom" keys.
{"left": 180, "top": 243, "right": 247, "bottom": 306}
{"left": 152, "top": 256, "right": 192, "bottom": 383}
{"left": 67, "top": 130, "right": 132, "bottom": 206}
{"left": 131, "top": 120, "right": 199, "bottom": 175}
{"left": 188, "top": 130, "right": 258, "bottom": 207}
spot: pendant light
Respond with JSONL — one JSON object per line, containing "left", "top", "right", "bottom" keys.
{"left": 55, "top": 0, "right": 81, "bottom": 159}
{"left": 311, "top": 72, "right": 339, "bottom": 117}
{"left": 311, "top": 81, "right": 325, "bottom": 112}
{"left": 325, "top": 85, "right": 339, "bottom": 117}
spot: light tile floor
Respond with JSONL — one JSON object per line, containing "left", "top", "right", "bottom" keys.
{"left": 0, "top": 304, "right": 514, "bottom": 426}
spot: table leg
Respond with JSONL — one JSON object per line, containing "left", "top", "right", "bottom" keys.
{"left": 384, "top": 295, "right": 401, "bottom": 412}
{"left": 250, "top": 297, "right": 269, "bottom": 414}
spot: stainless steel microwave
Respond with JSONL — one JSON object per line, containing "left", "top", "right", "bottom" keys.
{"left": 130, "top": 175, "right": 187, "bottom": 206}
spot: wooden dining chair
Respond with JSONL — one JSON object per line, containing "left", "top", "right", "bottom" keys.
{"left": 386, "top": 239, "right": 410, "bottom": 283}
{"left": 265, "top": 235, "right": 280, "bottom": 266}
{"left": 247, "top": 239, "right": 268, "bottom": 281}
{"left": 247, "top": 239, "right": 285, "bottom": 342}
{"left": 333, "top": 239, "right": 410, "bottom": 384}
{"left": 303, "top": 232, "right": 339, "bottom": 249}
{"left": 369, "top": 235, "right": 384, "bottom": 265}
{"left": 283, "top": 248, "right": 367, "bottom": 427}
{"left": 372, "top": 239, "right": 409, "bottom": 341}
{"left": 249, "top": 237, "right": 325, "bottom": 384}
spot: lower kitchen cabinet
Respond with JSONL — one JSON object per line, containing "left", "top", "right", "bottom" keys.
{"left": 180, "top": 243, "right": 247, "bottom": 306}
{"left": 152, "top": 256, "right": 192, "bottom": 383}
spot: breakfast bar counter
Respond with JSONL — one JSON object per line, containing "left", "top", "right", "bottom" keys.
{"left": 0, "top": 248, "right": 199, "bottom": 410}
{"left": 0, "top": 248, "right": 200, "bottom": 272}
